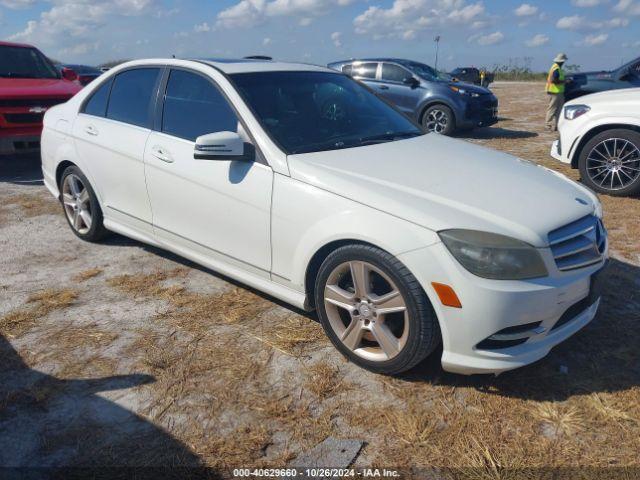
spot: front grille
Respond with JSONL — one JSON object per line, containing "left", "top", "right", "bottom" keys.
{"left": 548, "top": 215, "right": 606, "bottom": 272}
{"left": 4, "top": 113, "right": 44, "bottom": 124}
{"left": 0, "top": 97, "right": 68, "bottom": 108}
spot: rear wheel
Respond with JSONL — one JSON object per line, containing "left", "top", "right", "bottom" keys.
{"left": 578, "top": 129, "right": 640, "bottom": 196}
{"left": 314, "top": 244, "right": 440, "bottom": 375}
{"left": 422, "top": 104, "right": 455, "bottom": 135}
{"left": 60, "top": 165, "right": 108, "bottom": 241}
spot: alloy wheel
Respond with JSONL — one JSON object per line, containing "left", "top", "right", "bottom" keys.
{"left": 586, "top": 138, "right": 640, "bottom": 191}
{"left": 62, "top": 174, "right": 93, "bottom": 235}
{"left": 323, "top": 260, "right": 409, "bottom": 362}
{"left": 425, "top": 109, "right": 448, "bottom": 133}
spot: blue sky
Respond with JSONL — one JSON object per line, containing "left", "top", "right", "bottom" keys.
{"left": 0, "top": 0, "right": 638, "bottom": 71}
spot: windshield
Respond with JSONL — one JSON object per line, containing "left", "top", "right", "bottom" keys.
{"left": 0, "top": 46, "right": 60, "bottom": 79}
{"left": 62, "top": 64, "right": 101, "bottom": 75}
{"left": 404, "top": 62, "right": 451, "bottom": 82}
{"left": 230, "top": 71, "right": 423, "bottom": 155}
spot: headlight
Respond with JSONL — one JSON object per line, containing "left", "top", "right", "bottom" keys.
{"left": 450, "top": 86, "right": 480, "bottom": 98}
{"left": 439, "top": 230, "right": 548, "bottom": 280}
{"left": 564, "top": 104, "right": 590, "bottom": 120}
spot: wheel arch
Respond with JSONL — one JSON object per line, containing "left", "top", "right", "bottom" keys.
{"left": 55, "top": 160, "right": 77, "bottom": 189}
{"left": 571, "top": 123, "right": 640, "bottom": 168}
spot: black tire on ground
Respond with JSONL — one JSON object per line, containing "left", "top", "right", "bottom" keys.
{"left": 422, "top": 104, "right": 456, "bottom": 136}
{"left": 578, "top": 128, "right": 640, "bottom": 197}
{"left": 60, "top": 165, "right": 109, "bottom": 242}
{"left": 314, "top": 244, "right": 441, "bottom": 375}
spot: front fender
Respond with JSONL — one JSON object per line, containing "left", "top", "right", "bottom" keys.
{"left": 271, "top": 174, "right": 440, "bottom": 291}
{"left": 568, "top": 114, "right": 640, "bottom": 165}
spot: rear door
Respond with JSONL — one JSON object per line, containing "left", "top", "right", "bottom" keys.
{"left": 73, "top": 67, "right": 162, "bottom": 235}
{"left": 349, "top": 62, "right": 379, "bottom": 90}
{"left": 378, "top": 62, "right": 423, "bottom": 115}
{"left": 143, "top": 68, "right": 273, "bottom": 276}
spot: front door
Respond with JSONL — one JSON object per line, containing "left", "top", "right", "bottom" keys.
{"left": 378, "top": 63, "right": 423, "bottom": 116}
{"left": 143, "top": 68, "right": 273, "bottom": 276}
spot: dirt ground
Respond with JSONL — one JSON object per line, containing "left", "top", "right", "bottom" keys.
{"left": 1, "top": 82, "right": 639, "bottom": 478}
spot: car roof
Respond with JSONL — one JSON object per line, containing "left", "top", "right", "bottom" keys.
{"left": 0, "top": 40, "right": 37, "bottom": 49}
{"left": 196, "top": 58, "right": 332, "bottom": 74}
{"left": 330, "top": 58, "right": 424, "bottom": 65}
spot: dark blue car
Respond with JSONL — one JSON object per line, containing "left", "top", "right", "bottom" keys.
{"left": 565, "top": 56, "right": 640, "bottom": 101}
{"left": 328, "top": 58, "right": 498, "bottom": 135}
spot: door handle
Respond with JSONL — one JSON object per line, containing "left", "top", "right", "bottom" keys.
{"left": 378, "top": 85, "right": 389, "bottom": 90}
{"left": 151, "top": 146, "right": 173, "bottom": 163}
{"left": 84, "top": 125, "right": 98, "bottom": 136}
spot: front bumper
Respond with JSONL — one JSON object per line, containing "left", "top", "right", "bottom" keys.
{"left": 399, "top": 241, "right": 607, "bottom": 375}
{"left": 459, "top": 95, "right": 499, "bottom": 129}
{"left": 0, "top": 133, "right": 41, "bottom": 155}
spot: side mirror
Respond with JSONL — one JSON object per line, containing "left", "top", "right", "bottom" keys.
{"left": 61, "top": 67, "right": 78, "bottom": 82}
{"left": 402, "top": 77, "right": 419, "bottom": 88}
{"left": 194, "top": 131, "right": 252, "bottom": 161}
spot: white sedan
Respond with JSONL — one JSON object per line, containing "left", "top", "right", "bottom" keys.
{"left": 41, "top": 58, "right": 607, "bottom": 375}
{"left": 551, "top": 88, "right": 640, "bottom": 196}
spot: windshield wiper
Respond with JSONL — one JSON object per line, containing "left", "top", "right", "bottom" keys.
{"left": 358, "top": 131, "right": 422, "bottom": 146}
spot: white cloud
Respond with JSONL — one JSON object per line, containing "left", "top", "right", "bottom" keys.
{"left": 262, "top": 36, "right": 272, "bottom": 45}
{"left": 556, "top": 14, "right": 629, "bottom": 31}
{"left": 8, "top": 0, "right": 156, "bottom": 59}
{"left": 614, "top": 0, "right": 640, "bottom": 14}
{"left": 514, "top": 3, "right": 537, "bottom": 16}
{"left": 525, "top": 33, "right": 549, "bottom": 47}
{"left": 581, "top": 33, "right": 609, "bottom": 46}
{"left": 622, "top": 39, "right": 640, "bottom": 47}
{"left": 572, "top": 0, "right": 603, "bottom": 6}
{"left": 331, "top": 31, "right": 342, "bottom": 47}
{"left": 353, "top": 0, "right": 487, "bottom": 40}
{"left": 0, "top": 0, "right": 36, "bottom": 8}
{"left": 298, "top": 17, "right": 312, "bottom": 26}
{"left": 216, "top": 0, "right": 357, "bottom": 28}
{"left": 469, "top": 30, "right": 504, "bottom": 46}
{"left": 194, "top": 22, "right": 211, "bottom": 32}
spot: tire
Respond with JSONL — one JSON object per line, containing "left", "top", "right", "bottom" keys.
{"left": 59, "top": 165, "right": 109, "bottom": 242}
{"left": 422, "top": 104, "right": 456, "bottom": 136}
{"left": 578, "top": 129, "right": 640, "bottom": 197}
{"left": 314, "top": 244, "right": 441, "bottom": 375}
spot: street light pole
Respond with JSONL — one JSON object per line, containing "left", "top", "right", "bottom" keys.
{"left": 434, "top": 35, "right": 441, "bottom": 71}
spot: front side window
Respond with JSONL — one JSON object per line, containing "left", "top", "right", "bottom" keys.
{"left": 82, "top": 78, "right": 113, "bottom": 117}
{"left": 162, "top": 70, "right": 238, "bottom": 141}
{"left": 231, "top": 71, "right": 423, "bottom": 155}
{"left": 381, "top": 63, "right": 411, "bottom": 83}
{"left": 351, "top": 63, "right": 378, "bottom": 79}
{"left": 106, "top": 68, "right": 160, "bottom": 128}
{"left": 0, "top": 46, "right": 59, "bottom": 79}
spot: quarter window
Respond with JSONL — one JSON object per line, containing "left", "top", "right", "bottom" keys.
{"left": 351, "top": 63, "right": 377, "bottom": 79}
{"left": 381, "top": 63, "right": 410, "bottom": 83}
{"left": 162, "top": 70, "right": 239, "bottom": 141}
{"left": 82, "top": 78, "right": 113, "bottom": 117}
{"left": 342, "top": 64, "right": 353, "bottom": 76}
{"left": 106, "top": 68, "right": 160, "bottom": 128}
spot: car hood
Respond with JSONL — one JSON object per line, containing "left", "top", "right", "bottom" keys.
{"left": 0, "top": 78, "right": 81, "bottom": 98}
{"left": 448, "top": 81, "right": 491, "bottom": 95}
{"left": 288, "top": 134, "right": 598, "bottom": 248}
{"left": 566, "top": 87, "right": 640, "bottom": 106}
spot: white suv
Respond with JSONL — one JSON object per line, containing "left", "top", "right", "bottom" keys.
{"left": 551, "top": 88, "right": 640, "bottom": 196}
{"left": 41, "top": 58, "right": 608, "bottom": 375}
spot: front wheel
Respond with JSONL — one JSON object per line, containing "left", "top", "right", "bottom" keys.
{"left": 422, "top": 105, "right": 455, "bottom": 135}
{"left": 314, "top": 244, "right": 440, "bottom": 375}
{"left": 578, "top": 129, "right": 640, "bottom": 196}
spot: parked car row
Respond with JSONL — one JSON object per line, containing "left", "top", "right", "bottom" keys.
{"left": 328, "top": 58, "right": 498, "bottom": 136}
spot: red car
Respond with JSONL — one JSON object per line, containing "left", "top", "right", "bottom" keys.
{"left": 0, "top": 41, "right": 82, "bottom": 155}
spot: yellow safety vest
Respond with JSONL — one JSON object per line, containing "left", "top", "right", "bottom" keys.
{"left": 546, "top": 63, "right": 565, "bottom": 94}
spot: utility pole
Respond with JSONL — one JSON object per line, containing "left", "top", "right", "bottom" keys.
{"left": 434, "top": 35, "right": 441, "bottom": 71}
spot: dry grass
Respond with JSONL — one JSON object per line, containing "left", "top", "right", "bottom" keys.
{"left": 304, "top": 361, "right": 349, "bottom": 399}
{"left": 0, "top": 288, "right": 78, "bottom": 337}
{"left": 2, "top": 192, "right": 60, "bottom": 218}
{"left": 73, "top": 267, "right": 103, "bottom": 282}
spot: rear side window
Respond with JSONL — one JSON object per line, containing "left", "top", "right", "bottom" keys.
{"left": 351, "top": 63, "right": 377, "bottom": 79}
{"left": 162, "top": 69, "right": 238, "bottom": 141}
{"left": 82, "top": 78, "right": 112, "bottom": 117}
{"left": 381, "top": 63, "right": 410, "bottom": 83}
{"left": 106, "top": 68, "right": 160, "bottom": 128}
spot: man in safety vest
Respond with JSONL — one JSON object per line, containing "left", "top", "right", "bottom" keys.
{"left": 545, "top": 53, "right": 568, "bottom": 131}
